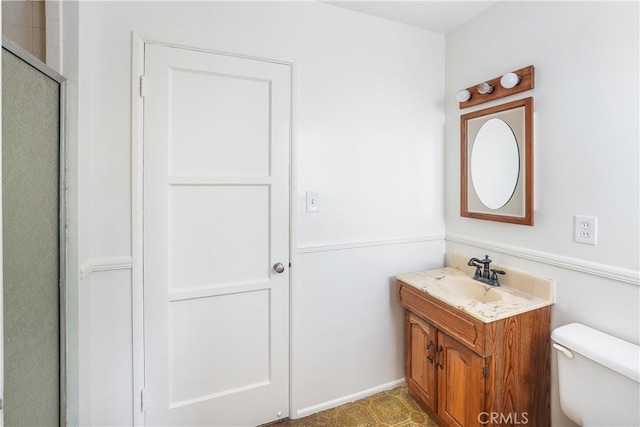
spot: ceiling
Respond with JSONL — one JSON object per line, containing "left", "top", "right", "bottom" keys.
{"left": 323, "top": 1, "right": 499, "bottom": 34}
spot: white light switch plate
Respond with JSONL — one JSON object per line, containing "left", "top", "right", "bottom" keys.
{"left": 574, "top": 215, "right": 597, "bottom": 245}
{"left": 306, "top": 191, "right": 319, "bottom": 213}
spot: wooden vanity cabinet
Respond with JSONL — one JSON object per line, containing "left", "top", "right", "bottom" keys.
{"left": 399, "top": 281, "right": 551, "bottom": 427}
{"left": 407, "top": 314, "right": 437, "bottom": 409}
{"left": 407, "top": 313, "right": 486, "bottom": 426}
{"left": 438, "top": 332, "right": 486, "bottom": 427}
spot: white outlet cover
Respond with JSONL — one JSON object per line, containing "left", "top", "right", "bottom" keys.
{"left": 574, "top": 215, "right": 597, "bottom": 245}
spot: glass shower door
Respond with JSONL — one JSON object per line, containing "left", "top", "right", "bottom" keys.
{"left": 2, "top": 43, "right": 63, "bottom": 426}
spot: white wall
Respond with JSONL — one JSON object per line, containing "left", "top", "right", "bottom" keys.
{"left": 444, "top": 2, "right": 639, "bottom": 426}
{"left": 60, "top": 1, "right": 94, "bottom": 424}
{"left": 64, "top": 2, "right": 445, "bottom": 425}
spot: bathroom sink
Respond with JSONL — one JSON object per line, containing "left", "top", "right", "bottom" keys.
{"left": 397, "top": 259, "right": 555, "bottom": 323}
{"left": 434, "top": 276, "right": 504, "bottom": 303}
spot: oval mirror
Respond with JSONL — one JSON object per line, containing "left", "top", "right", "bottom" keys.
{"left": 470, "top": 118, "right": 519, "bottom": 209}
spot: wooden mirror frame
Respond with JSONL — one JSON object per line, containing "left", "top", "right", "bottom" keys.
{"left": 461, "top": 97, "right": 534, "bottom": 225}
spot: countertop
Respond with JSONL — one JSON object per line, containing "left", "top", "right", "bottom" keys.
{"left": 397, "top": 265, "right": 554, "bottom": 323}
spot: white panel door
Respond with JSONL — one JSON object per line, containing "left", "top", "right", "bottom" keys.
{"left": 143, "top": 44, "right": 290, "bottom": 426}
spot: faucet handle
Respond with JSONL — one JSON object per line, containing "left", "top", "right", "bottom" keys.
{"left": 490, "top": 269, "right": 506, "bottom": 286}
{"left": 473, "top": 265, "right": 482, "bottom": 279}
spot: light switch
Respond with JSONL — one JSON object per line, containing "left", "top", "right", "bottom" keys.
{"left": 306, "top": 191, "right": 319, "bottom": 213}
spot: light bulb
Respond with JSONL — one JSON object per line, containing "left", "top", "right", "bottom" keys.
{"left": 456, "top": 89, "right": 471, "bottom": 102}
{"left": 500, "top": 72, "right": 520, "bottom": 89}
{"left": 477, "top": 82, "right": 494, "bottom": 94}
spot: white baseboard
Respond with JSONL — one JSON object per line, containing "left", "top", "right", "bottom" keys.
{"left": 292, "top": 378, "right": 406, "bottom": 419}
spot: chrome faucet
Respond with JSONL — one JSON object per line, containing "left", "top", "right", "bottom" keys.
{"left": 467, "top": 255, "right": 505, "bottom": 286}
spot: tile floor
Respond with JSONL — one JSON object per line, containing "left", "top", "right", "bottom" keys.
{"left": 268, "top": 386, "right": 437, "bottom": 426}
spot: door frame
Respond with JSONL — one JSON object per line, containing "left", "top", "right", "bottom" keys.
{"left": 1, "top": 36, "right": 68, "bottom": 427}
{"left": 130, "top": 33, "right": 297, "bottom": 426}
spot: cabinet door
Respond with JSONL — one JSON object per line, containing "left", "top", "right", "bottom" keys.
{"left": 437, "top": 332, "right": 486, "bottom": 427}
{"left": 406, "top": 313, "right": 437, "bottom": 410}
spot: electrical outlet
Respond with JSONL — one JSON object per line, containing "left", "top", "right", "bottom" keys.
{"left": 574, "top": 215, "right": 597, "bottom": 245}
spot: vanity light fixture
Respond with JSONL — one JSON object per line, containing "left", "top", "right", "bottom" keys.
{"left": 457, "top": 65, "right": 535, "bottom": 109}
{"left": 500, "top": 72, "right": 521, "bottom": 89}
{"left": 477, "top": 82, "right": 494, "bottom": 94}
{"left": 456, "top": 89, "right": 472, "bottom": 102}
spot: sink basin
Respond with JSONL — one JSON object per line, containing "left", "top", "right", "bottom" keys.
{"left": 397, "top": 264, "right": 555, "bottom": 323}
{"left": 435, "top": 276, "right": 504, "bottom": 303}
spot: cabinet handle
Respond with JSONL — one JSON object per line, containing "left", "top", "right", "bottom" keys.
{"left": 436, "top": 345, "right": 444, "bottom": 370}
{"left": 426, "top": 341, "right": 434, "bottom": 363}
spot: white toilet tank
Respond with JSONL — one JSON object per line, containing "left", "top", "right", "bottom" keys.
{"left": 552, "top": 323, "right": 640, "bottom": 426}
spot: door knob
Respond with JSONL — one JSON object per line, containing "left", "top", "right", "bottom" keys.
{"left": 273, "top": 262, "right": 285, "bottom": 274}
